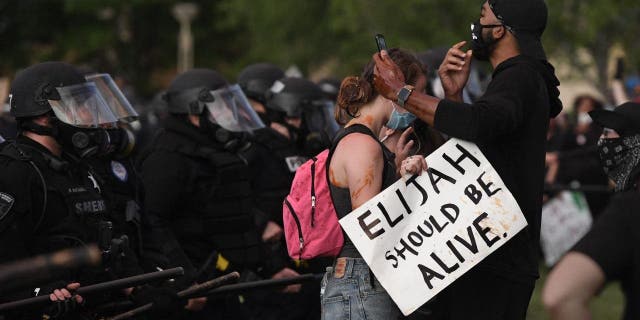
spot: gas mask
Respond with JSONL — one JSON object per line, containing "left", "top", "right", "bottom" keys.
{"left": 470, "top": 20, "right": 503, "bottom": 61}
{"left": 201, "top": 84, "right": 265, "bottom": 152}
{"left": 56, "top": 122, "right": 136, "bottom": 158}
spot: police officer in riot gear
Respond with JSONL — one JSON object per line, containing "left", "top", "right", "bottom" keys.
{"left": 0, "top": 61, "right": 143, "bottom": 319}
{"left": 139, "top": 68, "right": 297, "bottom": 319}
{"left": 267, "top": 76, "right": 339, "bottom": 157}
{"left": 238, "top": 64, "right": 303, "bottom": 227}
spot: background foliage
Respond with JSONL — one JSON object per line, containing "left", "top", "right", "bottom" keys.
{"left": 0, "top": 0, "right": 638, "bottom": 97}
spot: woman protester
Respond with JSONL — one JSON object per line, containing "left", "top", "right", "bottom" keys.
{"left": 321, "top": 48, "right": 428, "bottom": 320}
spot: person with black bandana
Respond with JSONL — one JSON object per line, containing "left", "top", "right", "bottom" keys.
{"left": 373, "top": 0, "right": 562, "bottom": 318}
{"left": 0, "top": 62, "right": 144, "bottom": 319}
{"left": 543, "top": 102, "right": 640, "bottom": 320}
{"left": 139, "top": 69, "right": 299, "bottom": 319}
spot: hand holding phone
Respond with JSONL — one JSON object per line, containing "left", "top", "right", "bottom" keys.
{"left": 375, "top": 34, "right": 387, "bottom": 56}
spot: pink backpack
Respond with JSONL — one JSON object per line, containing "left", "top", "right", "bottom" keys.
{"left": 283, "top": 125, "right": 374, "bottom": 260}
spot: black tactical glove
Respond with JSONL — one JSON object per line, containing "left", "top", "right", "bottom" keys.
{"left": 43, "top": 294, "right": 83, "bottom": 320}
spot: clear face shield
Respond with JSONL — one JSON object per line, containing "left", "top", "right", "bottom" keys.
{"left": 48, "top": 82, "right": 119, "bottom": 128}
{"left": 204, "top": 84, "right": 266, "bottom": 133}
{"left": 304, "top": 100, "right": 340, "bottom": 139}
{"left": 85, "top": 73, "right": 139, "bottom": 123}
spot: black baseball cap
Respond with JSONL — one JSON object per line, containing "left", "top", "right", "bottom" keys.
{"left": 488, "top": 0, "right": 548, "bottom": 60}
{"left": 589, "top": 102, "right": 640, "bottom": 136}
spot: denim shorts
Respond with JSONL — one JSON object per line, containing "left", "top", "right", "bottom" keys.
{"left": 320, "top": 257, "right": 402, "bottom": 320}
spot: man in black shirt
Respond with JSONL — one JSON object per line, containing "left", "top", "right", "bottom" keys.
{"left": 373, "top": 0, "right": 562, "bottom": 318}
{"left": 543, "top": 102, "right": 640, "bottom": 320}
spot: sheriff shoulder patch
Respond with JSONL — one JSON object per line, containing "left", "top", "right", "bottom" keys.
{"left": 0, "top": 192, "right": 15, "bottom": 221}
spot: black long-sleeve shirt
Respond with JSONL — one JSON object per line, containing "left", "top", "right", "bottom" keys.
{"left": 434, "top": 55, "right": 562, "bottom": 282}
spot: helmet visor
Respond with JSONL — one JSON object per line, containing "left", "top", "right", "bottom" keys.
{"left": 85, "top": 73, "right": 139, "bottom": 123}
{"left": 305, "top": 100, "right": 340, "bottom": 139}
{"left": 49, "top": 82, "right": 118, "bottom": 128}
{"left": 205, "top": 84, "right": 265, "bottom": 132}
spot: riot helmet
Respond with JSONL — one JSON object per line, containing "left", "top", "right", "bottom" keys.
{"left": 238, "top": 63, "right": 285, "bottom": 104}
{"left": 164, "top": 69, "right": 228, "bottom": 115}
{"left": 266, "top": 77, "right": 324, "bottom": 118}
{"left": 10, "top": 62, "right": 133, "bottom": 158}
{"left": 164, "top": 69, "right": 265, "bottom": 151}
{"left": 317, "top": 77, "right": 341, "bottom": 102}
{"left": 267, "top": 77, "right": 338, "bottom": 155}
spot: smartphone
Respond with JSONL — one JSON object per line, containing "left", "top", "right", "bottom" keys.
{"left": 375, "top": 34, "right": 387, "bottom": 55}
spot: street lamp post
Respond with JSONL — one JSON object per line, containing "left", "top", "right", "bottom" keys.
{"left": 172, "top": 3, "right": 199, "bottom": 73}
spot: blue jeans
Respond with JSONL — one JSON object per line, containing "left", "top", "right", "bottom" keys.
{"left": 320, "top": 257, "right": 402, "bottom": 320}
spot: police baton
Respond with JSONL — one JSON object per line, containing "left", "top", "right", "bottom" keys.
{"left": 108, "top": 271, "right": 240, "bottom": 320}
{"left": 0, "top": 245, "right": 102, "bottom": 294}
{"left": 0, "top": 267, "right": 184, "bottom": 312}
{"left": 197, "top": 273, "right": 324, "bottom": 298}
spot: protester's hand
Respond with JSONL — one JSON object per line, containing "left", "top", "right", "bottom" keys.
{"left": 400, "top": 155, "right": 428, "bottom": 176}
{"left": 373, "top": 50, "right": 406, "bottom": 101}
{"left": 262, "top": 220, "right": 283, "bottom": 242}
{"left": 45, "top": 283, "right": 83, "bottom": 319}
{"left": 545, "top": 152, "right": 558, "bottom": 166}
{"left": 185, "top": 296, "right": 207, "bottom": 311}
{"left": 271, "top": 267, "right": 302, "bottom": 293}
{"left": 394, "top": 127, "right": 415, "bottom": 170}
{"left": 545, "top": 152, "right": 559, "bottom": 184}
{"left": 438, "top": 41, "right": 473, "bottom": 100}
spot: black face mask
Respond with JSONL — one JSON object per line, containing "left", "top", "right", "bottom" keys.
{"left": 257, "top": 112, "right": 271, "bottom": 127}
{"left": 597, "top": 135, "right": 640, "bottom": 191}
{"left": 471, "top": 20, "right": 502, "bottom": 61}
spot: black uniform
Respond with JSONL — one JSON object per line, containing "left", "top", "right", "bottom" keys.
{"left": 249, "top": 127, "right": 305, "bottom": 226}
{"left": 0, "top": 137, "right": 141, "bottom": 318}
{"left": 83, "top": 156, "right": 146, "bottom": 267}
{"left": 432, "top": 55, "right": 562, "bottom": 318}
{"left": 572, "top": 191, "right": 640, "bottom": 320}
{"left": 139, "top": 116, "right": 269, "bottom": 279}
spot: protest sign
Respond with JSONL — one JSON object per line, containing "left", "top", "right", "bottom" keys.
{"left": 540, "top": 191, "right": 592, "bottom": 266}
{"left": 339, "top": 139, "right": 527, "bottom": 315}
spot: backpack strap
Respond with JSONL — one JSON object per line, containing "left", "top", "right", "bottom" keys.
{"left": 326, "top": 124, "right": 392, "bottom": 190}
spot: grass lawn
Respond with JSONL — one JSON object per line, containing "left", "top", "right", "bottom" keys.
{"left": 527, "top": 265, "right": 625, "bottom": 319}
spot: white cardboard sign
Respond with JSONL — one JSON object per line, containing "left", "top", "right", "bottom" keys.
{"left": 540, "top": 191, "right": 592, "bottom": 266}
{"left": 339, "top": 139, "right": 528, "bottom": 315}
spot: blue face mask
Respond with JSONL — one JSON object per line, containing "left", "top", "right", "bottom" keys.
{"left": 386, "top": 107, "right": 417, "bottom": 130}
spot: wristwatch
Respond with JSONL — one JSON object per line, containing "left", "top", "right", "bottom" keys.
{"left": 396, "top": 85, "right": 415, "bottom": 107}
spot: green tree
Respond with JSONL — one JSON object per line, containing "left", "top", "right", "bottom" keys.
{"left": 545, "top": 0, "right": 640, "bottom": 91}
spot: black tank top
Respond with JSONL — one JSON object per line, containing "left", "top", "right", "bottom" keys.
{"left": 328, "top": 124, "right": 397, "bottom": 258}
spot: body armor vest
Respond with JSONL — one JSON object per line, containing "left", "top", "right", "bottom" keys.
{"left": 0, "top": 141, "right": 141, "bottom": 278}
{"left": 146, "top": 129, "right": 261, "bottom": 269}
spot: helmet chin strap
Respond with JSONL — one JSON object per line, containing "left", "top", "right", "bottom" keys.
{"left": 19, "top": 121, "right": 59, "bottom": 137}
